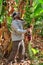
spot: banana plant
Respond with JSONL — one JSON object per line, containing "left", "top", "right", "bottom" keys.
{"left": 6, "top": 16, "right": 12, "bottom": 31}
{"left": 31, "top": 0, "right": 43, "bottom": 17}
{"left": 0, "top": 0, "right": 7, "bottom": 23}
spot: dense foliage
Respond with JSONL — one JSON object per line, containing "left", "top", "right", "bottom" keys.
{"left": 0, "top": 0, "right": 43, "bottom": 65}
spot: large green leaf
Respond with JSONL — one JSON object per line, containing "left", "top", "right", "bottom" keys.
{"left": 34, "top": 0, "right": 43, "bottom": 4}
{"left": 6, "top": 16, "right": 12, "bottom": 31}
{"left": 0, "top": 0, "right": 3, "bottom": 15}
{"left": 34, "top": 4, "right": 43, "bottom": 17}
{"left": 38, "top": 0, "right": 43, "bottom": 4}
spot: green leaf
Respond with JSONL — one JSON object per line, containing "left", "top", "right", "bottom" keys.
{"left": 15, "top": 0, "right": 18, "bottom": 3}
{"left": 33, "top": 0, "right": 43, "bottom": 4}
{"left": 28, "top": 42, "right": 34, "bottom": 59}
{"left": 0, "top": 16, "right": 4, "bottom": 23}
{"left": 6, "top": 16, "right": 12, "bottom": 31}
{"left": 38, "top": 0, "right": 43, "bottom": 4}
{"left": 0, "top": 0, "right": 3, "bottom": 15}
{"left": 32, "top": 48, "right": 39, "bottom": 55}
{"left": 34, "top": 4, "right": 43, "bottom": 16}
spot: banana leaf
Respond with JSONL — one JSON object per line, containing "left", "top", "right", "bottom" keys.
{"left": 38, "top": 0, "right": 43, "bottom": 4}
{"left": 34, "top": 4, "right": 43, "bottom": 17}
{"left": 0, "top": 0, "right": 3, "bottom": 15}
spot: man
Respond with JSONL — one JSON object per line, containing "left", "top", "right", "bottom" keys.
{"left": 7, "top": 12, "right": 26, "bottom": 63}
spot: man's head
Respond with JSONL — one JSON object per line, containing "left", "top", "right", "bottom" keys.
{"left": 12, "top": 12, "right": 20, "bottom": 19}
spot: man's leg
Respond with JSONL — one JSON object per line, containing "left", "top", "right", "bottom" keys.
{"left": 7, "top": 41, "right": 20, "bottom": 63}
{"left": 18, "top": 40, "right": 25, "bottom": 61}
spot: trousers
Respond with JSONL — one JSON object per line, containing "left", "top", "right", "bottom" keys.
{"left": 8, "top": 41, "right": 20, "bottom": 62}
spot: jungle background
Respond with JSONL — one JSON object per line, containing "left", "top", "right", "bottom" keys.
{"left": 0, "top": 0, "right": 43, "bottom": 65}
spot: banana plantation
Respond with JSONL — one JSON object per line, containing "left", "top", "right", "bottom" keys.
{"left": 0, "top": 0, "right": 43, "bottom": 65}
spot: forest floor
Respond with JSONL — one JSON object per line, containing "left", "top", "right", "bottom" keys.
{"left": 0, "top": 56, "right": 43, "bottom": 65}
{"left": 0, "top": 31, "right": 43, "bottom": 65}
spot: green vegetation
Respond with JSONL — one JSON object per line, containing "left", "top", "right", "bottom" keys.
{"left": 0, "top": 0, "right": 43, "bottom": 65}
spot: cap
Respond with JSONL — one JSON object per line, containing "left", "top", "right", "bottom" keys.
{"left": 12, "top": 12, "right": 20, "bottom": 18}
